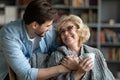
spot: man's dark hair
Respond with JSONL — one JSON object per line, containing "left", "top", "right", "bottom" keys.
{"left": 23, "top": 0, "right": 56, "bottom": 25}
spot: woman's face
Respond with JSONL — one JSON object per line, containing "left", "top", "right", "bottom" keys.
{"left": 59, "top": 21, "right": 80, "bottom": 46}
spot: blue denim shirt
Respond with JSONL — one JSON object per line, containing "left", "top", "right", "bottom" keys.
{"left": 0, "top": 20, "right": 57, "bottom": 80}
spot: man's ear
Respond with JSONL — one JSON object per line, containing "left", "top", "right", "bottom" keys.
{"left": 31, "top": 21, "right": 38, "bottom": 29}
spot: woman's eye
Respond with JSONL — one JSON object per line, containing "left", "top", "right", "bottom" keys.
{"left": 68, "top": 26, "right": 73, "bottom": 30}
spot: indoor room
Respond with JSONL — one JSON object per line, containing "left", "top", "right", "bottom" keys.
{"left": 0, "top": 0, "right": 120, "bottom": 80}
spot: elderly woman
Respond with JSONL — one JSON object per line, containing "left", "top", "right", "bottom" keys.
{"left": 30, "top": 15, "right": 115, "bottom": 80}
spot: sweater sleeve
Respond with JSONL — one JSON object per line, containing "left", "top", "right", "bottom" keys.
{"left": 47, "top": 51, "right": 75, "bottom": 80}
{"left": 91, "top": 49, "right": 116, "bottom": 80}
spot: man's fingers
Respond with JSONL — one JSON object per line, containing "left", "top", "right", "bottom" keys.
{"left": 61, "top": 61, "right": 70, "bottom": 70}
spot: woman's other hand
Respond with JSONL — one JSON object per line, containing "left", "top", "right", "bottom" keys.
{"left": 75, "top": 57, "right": 94, "bottom": 80}
{"left": 77, "top": 57, "right": 94, "bottom": 74}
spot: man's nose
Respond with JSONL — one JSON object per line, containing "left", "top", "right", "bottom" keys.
{"left": 48, "top": 25, "right": 52, "bottom": 30}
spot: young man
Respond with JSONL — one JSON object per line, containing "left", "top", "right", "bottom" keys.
{"left": 0, "top": 0, "right": 72, "bottom": 80}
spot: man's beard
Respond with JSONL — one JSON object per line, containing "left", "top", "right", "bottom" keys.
{"left": 35, "top": 32, "right": 46, "bottom": 37}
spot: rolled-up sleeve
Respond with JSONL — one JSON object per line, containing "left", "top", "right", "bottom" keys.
{"left": 1, "top": 35, "right": 38, "bottom": 80}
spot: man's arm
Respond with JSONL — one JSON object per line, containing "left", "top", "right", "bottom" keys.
{"left": 37, "top": 65, "right": 69, "bottom": 80}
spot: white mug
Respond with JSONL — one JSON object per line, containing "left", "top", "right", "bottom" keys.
{"left": 81, "top": 53, "right": 95, "bottom": 63}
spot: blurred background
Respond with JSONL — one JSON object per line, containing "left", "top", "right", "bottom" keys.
{"left": 0, "top": 0, "right": 120, "bottom": 79}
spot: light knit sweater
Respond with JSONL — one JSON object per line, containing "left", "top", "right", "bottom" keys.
{"left": 30, "top": 45, "right": 115, "bottom": 80}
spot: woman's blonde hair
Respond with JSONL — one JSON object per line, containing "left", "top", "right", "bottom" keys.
{"left": 56, "top": 14, "right": 90, "bottom": 45}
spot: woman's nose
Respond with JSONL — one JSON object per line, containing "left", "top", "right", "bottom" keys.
{"left": 63, "top": 30, "right": 69, "bottom": 35}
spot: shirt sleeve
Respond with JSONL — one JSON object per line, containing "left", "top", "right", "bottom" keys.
{"left": 1, "top": 35, "right": 38, "bottom": 80}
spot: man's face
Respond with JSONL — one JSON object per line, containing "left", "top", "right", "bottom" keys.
{"left": 34, "top": 20, "right": 53, "bottom": 37}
